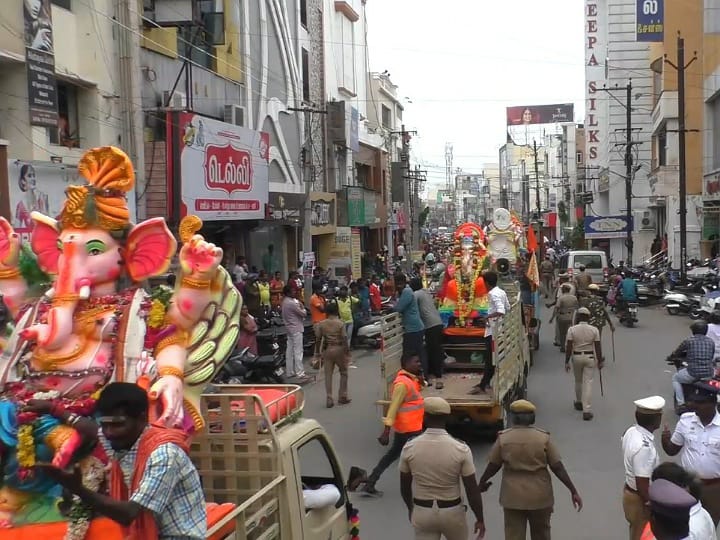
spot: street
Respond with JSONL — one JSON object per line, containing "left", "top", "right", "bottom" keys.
{"left": 303, "top": 303, "right": 692, "bottom": 539}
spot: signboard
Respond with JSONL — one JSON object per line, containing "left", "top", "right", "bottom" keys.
{"left": 597, "top": 167, "right": 610, "bottom": 192}
{"left": 302, "top": 251, "right": 315, "bottom": 277}
{"left": 585, "top": 1, "right": 609, "bottom": 177}
{"left": 177, "top": 112, "right": 269, "bottom": 221}
{"left": 636, "top": 0, "right": 664, "bottom": 42}
{"left": 347, "top": 187, "right": 365, "bottom": 226}
{"left": 584, "top": 215, "right": 633, "bottom": 239}
{"left": 24, "top": 0, "right": 57, "bottom": 127}
{"left": 310, "top": 192, "right": 336, "bottom": 235}
{"left": 267, "top": 192, "right": 302, "bottom": 221}
{"left": 351, "top": 228, "right": 362, "bottom": 278}
{"left": 7, "top": 160, "right": 76, "bottom": 243}
{"left": 506, "top": 104, "right": 574, "bottom": 126}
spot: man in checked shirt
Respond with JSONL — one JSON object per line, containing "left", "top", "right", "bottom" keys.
{"left": 671, "top": 322, "right": 717, "bottom": 414}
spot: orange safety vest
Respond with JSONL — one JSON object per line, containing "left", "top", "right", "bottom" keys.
{"left": 640, "top": 523, "right": 655, "bottom": 540}
{"left": 393, "top": 372, "right": 424, "bottom": 433}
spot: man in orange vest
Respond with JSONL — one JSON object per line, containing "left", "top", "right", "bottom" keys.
{"left": 352, "top": 353, "right": 425, "bottom": 497}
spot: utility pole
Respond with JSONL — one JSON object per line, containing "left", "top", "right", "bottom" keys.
{"left": 665, "top": 35, "right": 697, "bottom": 284}
{"left": 533, "top": 140, "right": 541, "bottom": 218}
{"left": 521, "top": 160, "right": 527, "bottom": 222}
{"left": 289, "top": 105, "right": 326, "bottom": 302}
{"left": 624, "top": 82, "right": 633, "bottom": 267}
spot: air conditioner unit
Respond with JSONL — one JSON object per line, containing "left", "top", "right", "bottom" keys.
{"left": 223, "top": 104, "right": 245, "bottom": 127}
{"left": 162, "top": 90, "right": 187, "bottom": 110}
{"left": 638, "top": 210, "right": 656, "bottom": 230}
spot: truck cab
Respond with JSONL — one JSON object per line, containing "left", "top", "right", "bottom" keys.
{"left": 195, "top": 384, "right": 355, "bottom": 539}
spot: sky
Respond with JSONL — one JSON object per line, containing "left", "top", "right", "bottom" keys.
{"left": 366, "top": 0, "right": 586, "bottom": 189}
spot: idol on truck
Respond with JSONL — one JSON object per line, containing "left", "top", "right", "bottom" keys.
{"left": 485, "top": 208, "right": 526, "bottom": 267}
{"left": 0, "top": 147, "right": 241, "bottom": 537}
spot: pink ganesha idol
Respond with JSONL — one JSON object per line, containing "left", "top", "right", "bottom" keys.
{"left": 0, "top": 146, "right": 241, "bottom": 532}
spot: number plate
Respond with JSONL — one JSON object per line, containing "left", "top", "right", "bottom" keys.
{"left": 274, "top": 368, "right": 284, "bottom": 376}
{"left": 629, "top": 307, "right": 638, "bottom": 313}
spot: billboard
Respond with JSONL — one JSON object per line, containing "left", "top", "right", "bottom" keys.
{"left": 636, "top": 0, "right": 664, "bottom": 42}
{"left": 24, "top": 0, "right": 58, "bottom": 127}
{"left": 585, "top": 1, "right": 609, "bottom": 174}
{"left": 584, "top": 215, "right": 633, "bottom": 239}
{"left": 506, "top": 104, "right": 574, "bottom": 126}
{"left": 310, "top": 192, "right": 336, "bottom": 235}
{"left": 177, "top": 113, "right": 269, "bottom": 221}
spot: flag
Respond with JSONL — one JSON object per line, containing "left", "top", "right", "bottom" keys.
{"left": 526, "top": 225, "right": 538, "bottom": 253}
{"left": 527, "top": 251, "right": 540, "bottom": 288}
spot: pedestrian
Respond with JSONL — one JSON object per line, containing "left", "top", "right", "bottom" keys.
{"left": 369, "top": 274, "right": 382, "bottom": 313}
{"left": 243, "top": 274, "right": 261, "bottom": 316}
{"left": 310, "top": 284, "right": 327, "bottom": 339}
{"left": 644, "top": 462, "right": 717, "bottom": 539}
{"left": 336, "top": 285, "right": 355, "bottom": 348}
{"left": 238, "top": 304, "right": 259, "bottom": 355}
{"left": 540, "top": 255, "right": 554, "bottom": 298}
{"left": 355, "top": 353, "right": 425, "bottom": 497}
{"left": 392, "top": 274, "right": 427, "bottom": 380}
{"left": 270, "top": 271, "right": 284, "bottom": 309}
{"left": 314, "top": 302, "right": 351, "bottom": 408}
{"left": 281, "top": 284, "right": 309, "bottom": 380}
{"left": 410, "top": 277, "right": 445, "bottom": 387}
{"left": 478, "top": 399, "right": 583, "bottom": 540}
{"left": 565, "top": 307, "right": 603, "bottom": 421}
{"left": 261, "top": 244, "right": 279, "bottom": 275}
{"left": 582, "top": 283, "right": 615, "bottom": 337}
{"left": 471, "top": 271, "right": 510, "bottom": 395}
{"left": 257, "top": 270, "right": 271, "bottom": 311}
{"left": 670, "top": 322, "right": 715, "bottom": 413}
{"left": 397, "top": 242, "right": 406, "bottom": 261}
{"left": 551, "top": 284, "right": 578, "bottom": 350}
{"left": 621, "top": 395, "right": 665, "bottom": 540}
{"left": 383, "top": 274, "right": 396, "bottom": 297}
{"left": 399, "top": 397, "right": 486, "bottom": 539}
{"left": 574, "top": 265, "right": 592, "bottom": 295}
{"left": 35, "top": 383, "right": 206, "bottom": 539}
{"left": 645, "top": 478, "right": 698, "bottom": 540}
{"left": 706, "top": 313, "right": 720, "bottom": 362}
{"left": 662, "top": 381, "right": 720, "bottom": 527}
{"left": 232, "top": 255, "right": 248, "bottom": 286}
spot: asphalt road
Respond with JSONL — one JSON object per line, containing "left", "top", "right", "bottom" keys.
{"left": 303, "top": 302, "right": 693, "bottom": 539}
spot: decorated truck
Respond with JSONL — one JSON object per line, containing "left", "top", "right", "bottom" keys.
{"left": 380, "top": 211, "right": 531, "bottom": 432}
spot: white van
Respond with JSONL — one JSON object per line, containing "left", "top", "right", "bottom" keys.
{"left": 558, "top": 250, "right": 609, "bottom": 288}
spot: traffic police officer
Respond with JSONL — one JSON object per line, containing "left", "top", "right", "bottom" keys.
{"left": 662, "top": 381, "right": 720, "bottom": 527}
{"left": 399, "top": 397, "right": 485, "bottom": 540}
{"left": 478, "top": 399, "right": 583, "bottom": 540}
{"left": 621, "top": 395, "right": 665, "bottom": 540}
{"left": 643, "top": 478, "right": 698, "bottom": 540}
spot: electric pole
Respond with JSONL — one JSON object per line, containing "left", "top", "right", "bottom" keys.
{"left": 625, "top": 82, "right": 633, "bottom": 267}
{"left": 533, "top": 139, "right": 540, "bottom": 218}
{"left": 665, "top": 35, "right": 697, "bottom": 284}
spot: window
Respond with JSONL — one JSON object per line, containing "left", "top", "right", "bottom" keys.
{"left": 572, "top": 254, "right": 603, "bottom": 269}
{"left": 52, "top": 0, "right": 71, "bottom": 9}
{"left": 177, "top": 26, "right": 213, "bottom": 69}
{"left": 381, "top": 104, "right": 391, "bottom": 129}
{"left": 657, "top": 129, "right": 667, "bottom": 167}
{"left": 300, "top": 0, "right": 308, "bottom": 28}
{"left": 49, "top": 81, "right": 80, "bottom": 147}
{"left": 396, "top": 106, "right": 403, "bottom": 121}
{"left": 339, "top": 16, "right": 355, "bottom": 93}
{"left": 301, "top": 48, "right": 310, "bottom": 103}
{"left": 356, "top": 164, "right": 370, "bottom": 187}
{"left": 296, "top": 437, "right": 345, "bottom": 508}
{"left": 706, "top": 0, "right": 720, "bottom": 33}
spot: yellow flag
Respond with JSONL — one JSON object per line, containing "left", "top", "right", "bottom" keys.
{"left": 527, "top": 251, "right": 540, "bottom": 288}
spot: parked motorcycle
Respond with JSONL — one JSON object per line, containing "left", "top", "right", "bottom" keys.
{"left": 663, "top": 290, "right": 702, "bottom": 318}
{"left": 353, "top": 315, "right": 382, "bottom": 349}
{"left": 215, "top": 336, "right": 285, "bottom": 384}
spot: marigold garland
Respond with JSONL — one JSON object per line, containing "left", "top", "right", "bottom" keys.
{"left": 148, "top": 299, "right": 167, "bottom": 329}
{"left": 16, "top": 424, "right": 35, "bottom": 470}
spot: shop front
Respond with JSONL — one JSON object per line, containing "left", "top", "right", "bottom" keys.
{"left": 703, "top": 173, "right": 720, "bottom": 258}
{"left": 347, "top": 186, "right": 385, "bottom": 276}
{"left": 167, "top": 111, "right": 269, "bottom": 270}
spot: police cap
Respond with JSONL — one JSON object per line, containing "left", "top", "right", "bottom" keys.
{"left": 633, "top": 395, "right": 665, "bottom": 415}
{"left": 424, "top": 397, "right": 451, "bottom": 415}
{"left": 509, "top": 399, "right": 536, "bottom": 413}
{"left": 577, "top": 307, "right": 591, "bottom": 316}
{"left": 686, "top": 381, "right": 720, "bottom": 403}
{"left": 648, "top": 478, "right": 697, "bottom": 519}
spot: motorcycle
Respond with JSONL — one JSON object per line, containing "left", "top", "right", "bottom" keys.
{"left": 666, "top": 354, "right": 720, "bottom": 414}
{"left": 698, "top": 290, "right": 720, "bottom": 321}
{"left": 215, "top": 336, "right": 285, "bottom": 384}
{"left": 663, "top": 290, "right": 702, "bottom": 318}
{"left": 619, "top": 302, "right": 639, "bottom": 327}
{"left": 353, "top": 314, "right": 382, "bottom": 349}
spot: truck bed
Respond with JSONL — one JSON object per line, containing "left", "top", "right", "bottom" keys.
{"left": 423, "top": 373, "right": 494, "bottom": 405}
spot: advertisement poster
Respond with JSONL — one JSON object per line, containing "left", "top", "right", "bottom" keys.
{"left": 24, "top": 0, "right": 57, "bottom": 127}
{"left": 310, "top": 192, "right": 336, "bottom": 235}
{"left": 506, "top": 104, "right": 574, "bottom": 126}
{"left": 350, "top": 228, "right": 362, "bottom": 279}
{"left": 636, "top": 0, "right": 664, "bottom": 42}
{"left": 584, "top": 215, "right": 633, "bottom": 239}
{"left": 302, "top": 251, "right": 315, "bottom": 277}
{"left": 7, "top": 160, "right": 77, "bottom": 243}
{"left": 177, "top": 112, "right": 269, "bottom": 221}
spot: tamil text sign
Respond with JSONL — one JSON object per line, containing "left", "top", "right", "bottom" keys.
{"left": 636, "top": 0, "right": 664, "bottom": 42}
{"left": 584, "top": 215, "right": 633, "bottom": 239}
{"left": 178, "top": 113, "right": 269, "bottom": 220}
{"left": 506, "top": 104, "right": 574, "bottom": 126}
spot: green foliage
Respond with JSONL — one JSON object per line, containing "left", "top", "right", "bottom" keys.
{"left": 418, "top": 206, "right": 430, "bottom": 227}
{"left": 568, "top": 222, "right": 586, "bottom": 249}
{"left": 557, "top": 201, "right": 569, "bottom": 225}
{"left": 151, "top": 284, "right": 174, "bottom": 306}
{"left": 18, "top": 243, "right": 51, "bottom": 296}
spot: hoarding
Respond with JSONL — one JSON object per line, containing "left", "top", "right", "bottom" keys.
{"left": 506, "top": 104, "right": 574, "bottom": 126}
{"left": 584, "top": 215, "right": 633, "bottom": 239}
{"left": 636, "top": 0, "right": 664, "bottom": 42}
{"left": 310, "top": 192, "right": 336, "bottom": 235}
{"left": 24, "top": 0, "right": 57, "bottom": 127}
{"left": 585, "top": 1, "right": 609, "bottom": 175}
{"left": 177, "top": 113, "right": 269, "bottom": 221}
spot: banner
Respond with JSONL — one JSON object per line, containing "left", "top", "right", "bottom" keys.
{"left": 351, "top": 228, "right": 362, "bottom": 278}
{"left": 506, "top": 104, "right": 574, "bottom": 126}
{"left": 177, "top": 112, "right": 269, "bottom": 221}
{"left": 310, "top": 192, "right": 336, "bottom": 235}
{"left": 24, "top": 0, "right": 57, "bottom": 127}
{"left": 347, "top": 187, "right": 365, "bottom": 226}
{"left": 636, "top": 0, "right": 664, "bottom": 42}
{"left": 584, "top": 215, "right": 633, "bottom": 239}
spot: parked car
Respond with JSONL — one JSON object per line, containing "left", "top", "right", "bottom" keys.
{"left": 558, "top": 250, "right": 609, "bottom": 289}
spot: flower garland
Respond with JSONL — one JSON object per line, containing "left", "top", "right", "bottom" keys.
{"left": 453, "top": 232, "right": 486, "bottom": 327}
{"left": 64, "top": 456, "right": 106, "bottom": 540}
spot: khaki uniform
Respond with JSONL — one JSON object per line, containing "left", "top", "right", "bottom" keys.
{"left": 554, "top": 293, "right": 578, "bottom": 348}
{"left": 399, "top": 428, "right": 475, "bottom": 540}
{"left": 574, "top": 272, "right": 593, "bottom": 294}
{"left": 488, "top": 426, "right": 562, "bottom": 540}
{"left": 566, "top": 322, "right": 600, "bottom": 413}
{"left": 316, "top": 318, "right": 349, "bottom": 400}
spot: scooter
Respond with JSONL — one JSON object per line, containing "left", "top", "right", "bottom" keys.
{"left": 216, "top": 337, "right": 285, "bottom": 384}
{"left": 663, "top": 290, "right": 702, "bottom": 318}
{"left": 353, "top": 315, "right": 382, "bottom": 349}
{"left": 619, "top": 302, "right": 639, "bottom": 327}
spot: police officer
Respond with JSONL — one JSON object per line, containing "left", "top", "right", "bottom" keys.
{"left": 580, "top": 283, "right": 615, "bottom": 338}
{"left": 565, "top": 307, "right": 603, "bottom": 421}
{"left": 399, "top": 397, "right": 485, "bottom": 539}
{"left": 662, "top": 382, "right": 720, "bottom": 527}
{"left": 645, "top": 478, "right": 698, "bottom": 540}
{"left": 621, "top": 396, "right": 665, "bottom": 540}
{"left": 550, "top": 284, "right": 578, "bottom": 350}
{"left": 478, "top": 399, "right": 583, "bottom": 540}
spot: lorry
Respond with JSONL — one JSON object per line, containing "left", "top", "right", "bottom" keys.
{"left": 379, "top": 280, "right": 531, "bottom": 433}
{"left": 192, "top": 384, "right": 357, "bottom": 539}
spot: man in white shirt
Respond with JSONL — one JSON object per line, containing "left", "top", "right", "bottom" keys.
{"left": 662, "top": 382, "right": 720, "bottom": 527}
{"left": 471, "top": 271, "right": 510, "bottom": 394}
{"left": 621, "top": 396, "right": 664, "bottom": 540}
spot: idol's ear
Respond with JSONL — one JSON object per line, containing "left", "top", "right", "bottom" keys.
{"left": 124, "top": 218, "right": 177, "bottom": 282}
{"left": 30, "top": 212, "right": 61, "bottom": 275}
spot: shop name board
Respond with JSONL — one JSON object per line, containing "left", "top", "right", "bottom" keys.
{"left": 204, "top": 144, "right": 253, "bottom": 193}
{"left": 585, "top": 1, "right": 607, "bottom": 169}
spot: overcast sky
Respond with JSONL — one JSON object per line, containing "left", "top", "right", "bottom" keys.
{"left": 366, "top": 0, "right": 586, "bottom": 188}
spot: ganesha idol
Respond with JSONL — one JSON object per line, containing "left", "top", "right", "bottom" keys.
{"left": 486, "top": 208, "right": 525, "bottom": 265}
{"left": 0, "top": 146, "right": 240, "bottom": 533}
{"left": 437, "top": 223, "right": 491, "bottom": 330}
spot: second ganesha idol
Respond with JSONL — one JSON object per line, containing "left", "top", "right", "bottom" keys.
{"left": 0, "top": 146, "right": 240, "bottom": 532}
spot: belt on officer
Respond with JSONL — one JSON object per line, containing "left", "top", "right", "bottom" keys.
{"left": 413, "top": 497, "right": 462, "bottom": 508}
{"left": 624, "top": 484, "right": 639, "bottom": 494}
{"left": 701, "top": 477, "right": 720, "bottom": 486}
{"left": 573, "top": 351, "right": 594, "bottom": 355}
